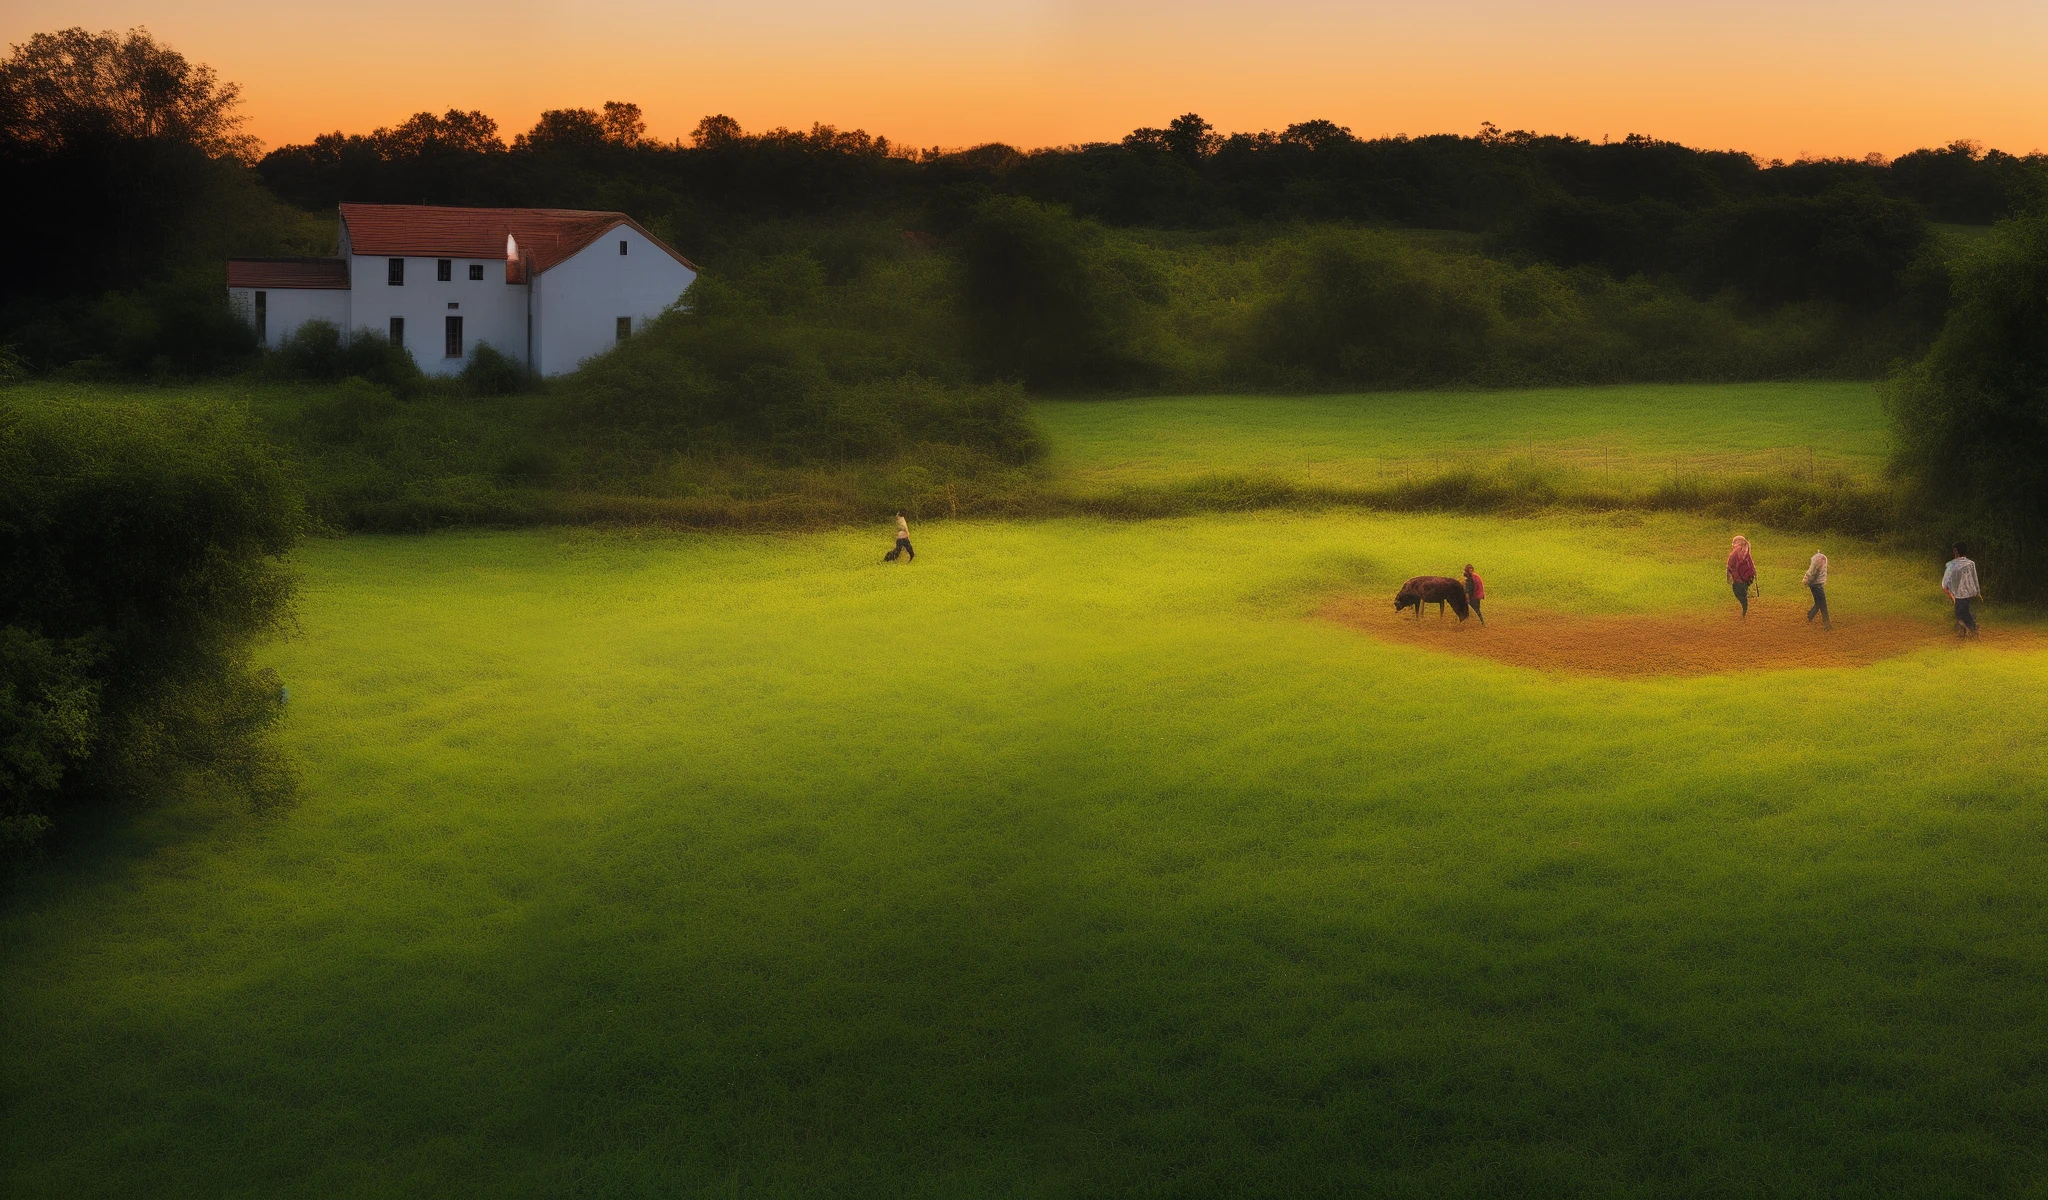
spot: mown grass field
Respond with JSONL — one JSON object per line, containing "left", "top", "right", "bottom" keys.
{"left": 1039, "top": 382, "right": 1888, "bottom": 491}
{"left": 6, "top": 501, "right": 2047, "bottom": 1196}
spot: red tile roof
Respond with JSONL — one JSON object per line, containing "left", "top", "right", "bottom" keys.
{"left": 339, "top": 203, "right": 698, "bottom": 276}
{"left": 226, "top": 258, "right": 350, "bottom": 289}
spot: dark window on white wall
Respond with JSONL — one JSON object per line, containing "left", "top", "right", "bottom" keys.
{"left": 468, "top": 263, "right": 483, "bottom": 280}
{"left": 619, "top": 239, "right": 628, "bottom": 255}
{"left": 389, "top": 316, "right": 404, "bottom": 348}
{"left": 616, "top": 317, "right": 631, "bottom": 343}
{"left": 437, "top": 259, "right": 452, "bottom": 281}
{"left": 445, "top": 315, "right": 464, "bottom": 359}
{"left": 387, "top": 258, "right": 404, "bottom": 285}
{"left": 254, "top": 291, "right": 266, "bottom": 342}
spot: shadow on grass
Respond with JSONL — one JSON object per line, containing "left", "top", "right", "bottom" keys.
{"left": 8, "top": 763, "right": 2043, "bottom": 1197}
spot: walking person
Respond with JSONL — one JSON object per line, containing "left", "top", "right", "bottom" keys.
{"left": 1942, "top": 543, "right": 1980, "bottom": 637}
{"left": 1803, "top": 551, "right": 1831, "bottom": 630}
{"left": 1462, "top": 563, "right": 1486, "bottom": 625}
{"left": 886, "top": 511, "right": 915, "bottom": 562}
{"left": 1726, "top": 534, "right": 1757, "bottom": 618}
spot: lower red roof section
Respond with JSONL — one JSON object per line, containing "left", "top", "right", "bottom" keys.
{"left": 227, "top": 258, "right": 351, "bottom": 289}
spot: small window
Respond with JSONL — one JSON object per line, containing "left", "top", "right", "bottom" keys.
{"left": 619, "top": 239, "right": 628, "bottom": 256}
{"left": 388, "top": 316, "right": 404, "bottom": 348}
{"left": 468, "top": 263, "right": 483, "bottom": 281}
{"left": 387, "top": 258, "right": 404, "bottom": 285}
{"left": 437, "top": 259, "right": 452, "bottom": 281}
{"left": 254, "top": 291, "right": 267, "bottom": 343}
{"left": 616, "top": 316, "right": 632, "bottom": 344}
{"left": 445, "top": 315, "right": 464, "bottom": 359}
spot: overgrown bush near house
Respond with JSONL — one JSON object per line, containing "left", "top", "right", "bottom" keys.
{"left": 1, "top": 275, "right": 260, "bottom": 379}
{"left": 262, "top": 320, "right": 425, "bottom": 393}
{"left": 87, "top": 275, "right": 261, "bottom": 376}
{"left": 560, "top": 259, "right": 1039, "bottom": 465}
{"left": 460, "top": 342, "right": 540, "bottom": 396}
{"left": 0, "top": 396, "right": 304, "bottom": 856}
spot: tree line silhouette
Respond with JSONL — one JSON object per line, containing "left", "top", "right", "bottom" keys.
{"left": 259, "top": 107, "right": 2044, "bottom": 235}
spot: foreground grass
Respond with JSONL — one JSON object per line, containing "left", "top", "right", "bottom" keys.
{"left": 5, "top": 513, "right": 2046, "bottom": 1197}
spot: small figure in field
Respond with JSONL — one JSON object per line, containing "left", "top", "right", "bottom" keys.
{"left": 1395, "top": 576, "right": 1470, "bottom": 620}
{"left": 1803, "top": 551, "right": 1830, "bottom": 630}
{"left": 1942, "top": 543, "right": 1980, "bottom": 638}
{"left": 1462, "top": 563, "right": 1486, "bottom": 625}
{"left": 884, "top": 511, "right": 915, "bottom": 563}
{"left": 1726, "top": 534, "right": 1757, "bottom": 618}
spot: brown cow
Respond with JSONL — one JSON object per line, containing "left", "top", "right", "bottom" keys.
{"left": 1395, "top": 575, "right": 1471, "bottom": 620}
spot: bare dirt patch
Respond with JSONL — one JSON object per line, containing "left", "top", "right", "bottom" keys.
{"left": 1319, "top": 595, "right": 2035, "bottom": 677}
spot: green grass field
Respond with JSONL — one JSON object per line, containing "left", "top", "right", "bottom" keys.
{"left": 1038, "top": 382, "right": 1889, "bottom": 491}
{"left": 6, "top": 382, "right": 2046, "bottom": 1196}
{"left": 7, "top": 506, "right": 2047, "bottom": 1197}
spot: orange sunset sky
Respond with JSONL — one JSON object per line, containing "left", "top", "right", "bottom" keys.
{"left": 8, "top": 0, "right": 2046, "bottom": 161}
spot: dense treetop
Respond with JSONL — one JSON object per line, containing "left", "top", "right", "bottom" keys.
{"left": 252, "top": 106, "right": 2046, "bottom": 241}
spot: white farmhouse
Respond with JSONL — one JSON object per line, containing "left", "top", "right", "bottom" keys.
{"left": 227, "top": 203, "right": 698, "bottom": 376}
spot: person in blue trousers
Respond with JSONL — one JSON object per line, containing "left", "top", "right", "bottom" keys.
{"left": 1802, "top": 551, "right": 1830, "bottom": 630}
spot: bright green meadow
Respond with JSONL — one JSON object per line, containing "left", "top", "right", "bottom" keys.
{"left": 1039, "top": 382, "right": 1888, "bottom": 491}
{"left": 6, "top": 504, "right": 2048, "bottom": 1197}
{"left": 5, "top": 382, "right": 2046, "bottom": 1196}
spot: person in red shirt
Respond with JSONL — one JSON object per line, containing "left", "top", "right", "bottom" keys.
{"left": 1726, "top": 534, "right": 1757, "bottom": 618}
{"left": 1462, "top": 563, "right": 1486, "bottom": 625}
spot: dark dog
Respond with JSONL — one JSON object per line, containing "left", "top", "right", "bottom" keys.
{"left": 1395, "top": 575, "right": 1471, "bottom": 620}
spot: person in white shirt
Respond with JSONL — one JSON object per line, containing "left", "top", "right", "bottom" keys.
{"left": 887, "top": 511, "right": 915, "bottom": 562}
{"left": 1802, "top": 551, "right": 1830, "bottom": 630}
{"left": 1942, "top": 544, "right": 1980, "bottom": 637}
